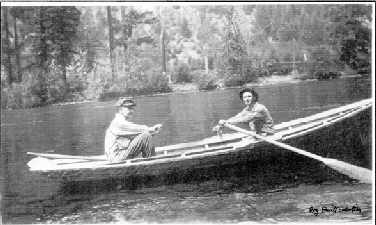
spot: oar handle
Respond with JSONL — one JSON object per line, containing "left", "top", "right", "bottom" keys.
{"left": 223, "top": 124, "right": 325, "bottom": 162}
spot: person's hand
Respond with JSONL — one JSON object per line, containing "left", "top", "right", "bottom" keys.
{"left": 212, "top": 125, "right": 223, "bottom": 136}
{"left": 212, "top": 125, "right": 220, "bottom": 133}
{"left": 219, "top": 120, "right": 227, "bottom": 125}
{"left": 212, "top": 120, "right": 227, "bottom": 132}
{"left": 151, "top": 124, "right": 162, "bottom": 135}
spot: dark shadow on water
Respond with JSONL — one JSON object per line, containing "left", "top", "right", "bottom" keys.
{"left": 12, "top": 144, "right": 367, "bottom": 224}
{"left": 60, "top": 153, "right": 356, "bottom": 196}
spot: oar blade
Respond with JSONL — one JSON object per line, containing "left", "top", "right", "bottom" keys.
{"left": 223, "top": 124, "right": 373, "bottom": 184}
{"left": 324, "top": 159, "right": 373, "bottom": 184}
{"left": 28, "top": 157, "right": 57, "bottom": 170}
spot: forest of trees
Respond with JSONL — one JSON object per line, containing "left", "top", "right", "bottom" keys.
{"left": 1, "top": 4, "right": 372, "bottom": 109}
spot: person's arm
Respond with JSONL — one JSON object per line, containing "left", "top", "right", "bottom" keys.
{"left": 213, "top": 109, "right": 247, "bottom": 132}
{"left": 228, "top": 110, "right": 246, "bottom": 121}
{"left": 111, "top": 120, "right": 162, "bottom": 136}
{"left": 227, "top": 111, "right": 263, "bottom": 124}
{"left": 225, "top": 106, "right": 268, "bottom": 124}
{"left": 216, "top": 109, "right": 246, "bottom": 125}
{"left": 149, "top": 124, "right": 162, "bottom": 136}
{"left": 110, "top": 121, "right": 149, "bottom": 136}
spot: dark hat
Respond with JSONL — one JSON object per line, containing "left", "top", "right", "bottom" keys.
{"left": 115, "top": 98, "right": 136, "bottom": 107}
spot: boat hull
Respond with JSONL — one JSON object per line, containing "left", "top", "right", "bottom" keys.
{"left": 37, "top": 141, "right": 277, "bottom": 182}
{"left": 285, "top": 108, "right": 372, "bottom": 169}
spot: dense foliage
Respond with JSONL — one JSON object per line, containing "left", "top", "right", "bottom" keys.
{"left": 1, "top": 4, "right": 372, "bottom": 109}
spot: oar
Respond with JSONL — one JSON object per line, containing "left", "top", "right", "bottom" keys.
{"left": 223, "top": 124, "right": 372, "bottom": 184}
{"left": 27, "top": 152, "right": 107, "bottom": 161}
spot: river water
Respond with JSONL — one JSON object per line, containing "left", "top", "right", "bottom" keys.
{"left": 1, "top": 77, "right": 373, "bottom": 224}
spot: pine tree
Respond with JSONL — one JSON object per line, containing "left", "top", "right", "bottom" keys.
{"left": 220, "top": 6, "right": 248, "bottom": 77}
{"left": 49, "top": 7, "right": 81, "bottom": 84}
{"left": 330, "top": 5, "right": 371, "bottom": 71}
{"left": 20, "top": 7, "right": 81, "bottom": 84}
{"left": 180, "top": 18, "right": 192, "bottom": 38}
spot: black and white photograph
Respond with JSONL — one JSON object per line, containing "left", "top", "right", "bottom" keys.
{"left": 1, "top": 1, "right": 374, "bottom": 224}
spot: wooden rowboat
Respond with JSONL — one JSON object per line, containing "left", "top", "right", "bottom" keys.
{"left": 27, "top": 99, "right": 372, "bottom": 183}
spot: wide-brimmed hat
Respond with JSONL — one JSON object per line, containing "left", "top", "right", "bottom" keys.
{"left": 115, "top": 98, "right": 136, "bottom": 107}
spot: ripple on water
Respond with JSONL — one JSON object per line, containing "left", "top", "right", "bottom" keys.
{"left": 28, "top": 182, "right": 371, "bottom": 224}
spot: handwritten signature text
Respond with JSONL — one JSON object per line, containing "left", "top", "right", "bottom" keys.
{"left": 308, "top": 205, "right": 361, "bottom": 216}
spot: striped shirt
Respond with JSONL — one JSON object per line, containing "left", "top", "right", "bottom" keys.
{"left": 105, "top": 113, "right": 149, "bottom": 155}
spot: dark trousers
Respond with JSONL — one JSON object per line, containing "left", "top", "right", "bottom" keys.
{"left": 107, "top": 132, "right": 156, "bottom": 162}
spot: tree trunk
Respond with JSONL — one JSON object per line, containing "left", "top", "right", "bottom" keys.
{"left": 160, "top": 27, "right": 167, "bottom": 73}
{"left": 37, "top": 8, "right": 49, "bottom": 103}
{"left": 62, "top": 62, "right": 67, "bottom": 85}
{"left": 159, "top": 7, "right": 167, "bottom": 73}
{"left": 121, "top": 6, "right": 128, "bottom": 52}
{"left": 3, "top": 7, "right": 13, "bottom": 85}
{"left": 107, "top": 6, "right": 116, "bottom": 81}
{"left": 13, "top": 14, "right": 22, "bottom": 82}
{"left": 204, "top": 55, "right": 209, "bottom": 74}
{"left": 121, "top": 6, "right": 133, "bottom": 74}
{"left": 61, "top": 48, "right": 67, "bottom": 85}
{"left": 39, "top": 9, "right": 48, "bottom": 72}
{"left": 292, "top": 37, "right": 296, "bottom": 74}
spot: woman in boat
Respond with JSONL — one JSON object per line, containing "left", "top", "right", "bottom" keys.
{"left": 105, "top": 98, "right": 162, "bottom": 162}
{"left": 213, "top": 88, "right": 274, "bottom": 135}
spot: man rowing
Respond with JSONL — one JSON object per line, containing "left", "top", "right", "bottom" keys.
{"left": 213, "top": 88, "right": 274, "bottom": 136}
{"left": 105, "top": 98, "right": 162, "bottom": 162}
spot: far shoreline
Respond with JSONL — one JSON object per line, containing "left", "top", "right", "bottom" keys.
{"left": 52, "top": 73, "right": 369, "bottom": 106}
{"left": 2, "top": 73, "right": 368, "bottom": 110}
